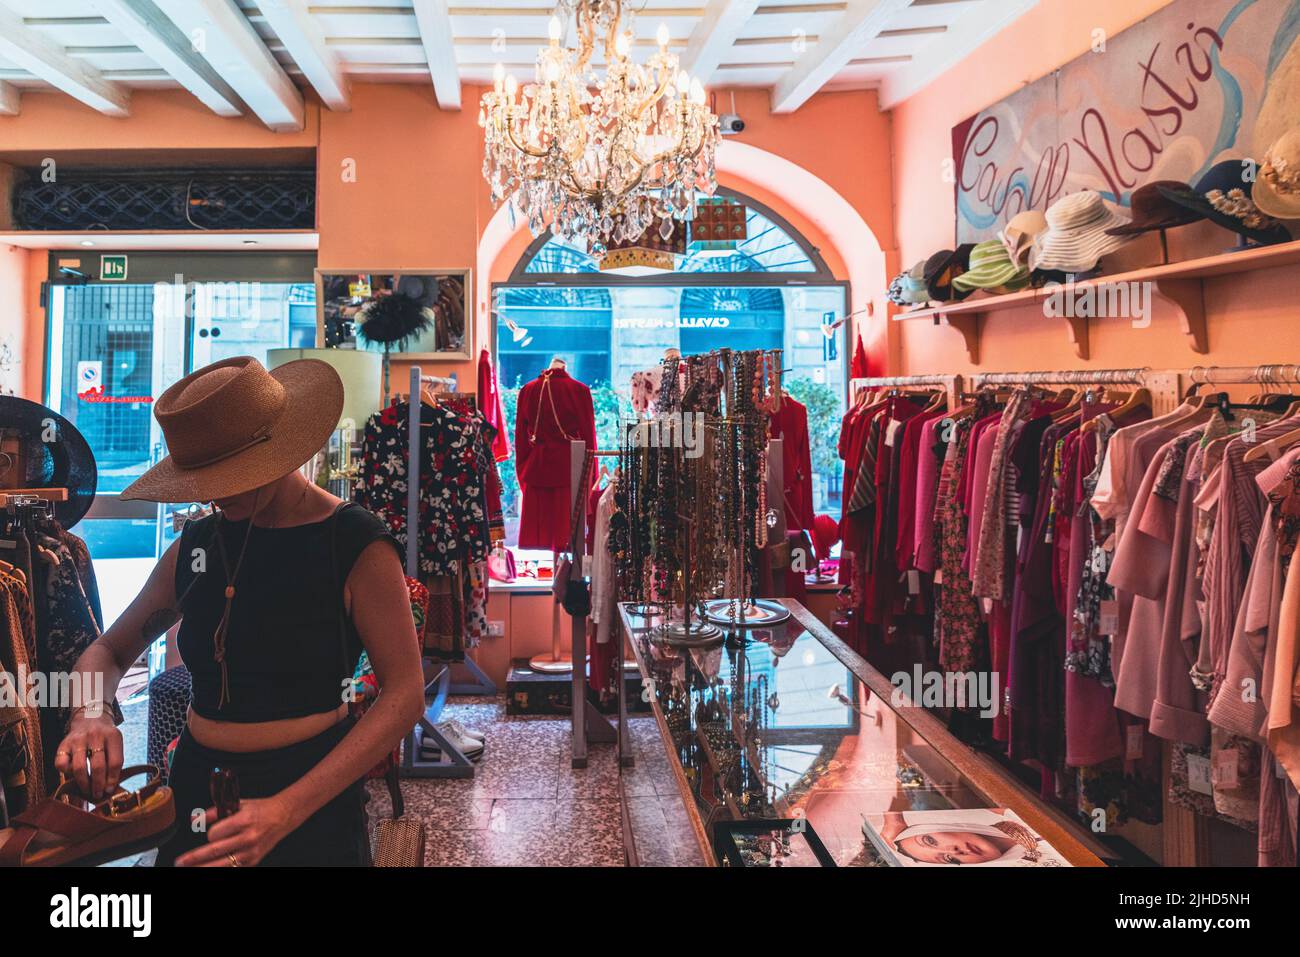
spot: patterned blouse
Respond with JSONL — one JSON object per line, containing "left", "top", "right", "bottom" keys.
{"left": 354, "top": 400, "right": 502, "bottom": 577}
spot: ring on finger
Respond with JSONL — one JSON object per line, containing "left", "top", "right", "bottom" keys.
{"left": 228, "top": 853, "right": 241, "bottom": 868}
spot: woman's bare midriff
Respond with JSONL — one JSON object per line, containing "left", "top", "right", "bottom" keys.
{"left": 187, "top": 702, "right": 350, "bottom": 753}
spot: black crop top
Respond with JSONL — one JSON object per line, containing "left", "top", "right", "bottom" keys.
{"left": 174, "top": 503, "right": 400, "bottom": 722}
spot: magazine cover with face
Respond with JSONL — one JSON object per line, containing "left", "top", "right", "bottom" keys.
{"left": 862, "top": 808, "right": 1072, "bottom": 867}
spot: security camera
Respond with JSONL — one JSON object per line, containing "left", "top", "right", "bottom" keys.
{"left": 719, "top": 113, "right": 746, "bottom": 135}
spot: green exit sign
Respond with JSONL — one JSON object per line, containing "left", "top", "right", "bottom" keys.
{"left": 100, "top": 254, "right": 128, "bottom": 281}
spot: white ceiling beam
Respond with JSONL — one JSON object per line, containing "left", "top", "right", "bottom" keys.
{"left": 90, "top": 0, "right": 246, "bottom": 117}
{"left": 0, "top": 80, "right": 19, "bottom": 115}
{"left": 878, "top": 0, "right": 1040, "bottom": 109}
{"left": 680, "top": 0, "right": 760, "bottom": 85}
{"left": 258, "top": 0, "right": 350, "bottom": 111}
{"left": 0, "top": 5, "right": 130, "bottom": 116}
{"left": 412, "top": 0, "right": 461, "bottom": 110}
{"left": 770, "top": 0, "right": 910, "bottom": 113}
{"left": 153, "top": 0, "right": 304, "bottom": 131}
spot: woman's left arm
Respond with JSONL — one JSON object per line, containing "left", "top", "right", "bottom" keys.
{"left": 178, "top": 539, "right": 425, "bottom": 867}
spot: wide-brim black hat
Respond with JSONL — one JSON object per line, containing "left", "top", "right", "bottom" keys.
{"left": 1157, "top": 161, "right": 1291, "bottom": 245}
{"left": 0, "top": 397, "right": 97, "bottom": 528}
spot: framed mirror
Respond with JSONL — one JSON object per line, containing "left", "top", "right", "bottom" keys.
{"left": 315, "top": 268, "right": 471, "bottom": 359}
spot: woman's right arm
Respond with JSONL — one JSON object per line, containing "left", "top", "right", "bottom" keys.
{"left": 56, "top": 537, "right": 183, "bottom": 800}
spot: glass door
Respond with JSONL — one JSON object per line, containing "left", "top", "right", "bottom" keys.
{"left": 44, "top": 251, "right": 318, "bottom": 632}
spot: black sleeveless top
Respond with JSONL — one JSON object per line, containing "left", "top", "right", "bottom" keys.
{"left": 174, "top": 503, "right": 400, "bottom": 722}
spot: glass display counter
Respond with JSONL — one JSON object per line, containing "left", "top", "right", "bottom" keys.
{"left": 616, "top": 599, "right": 1107, "bottom": 868}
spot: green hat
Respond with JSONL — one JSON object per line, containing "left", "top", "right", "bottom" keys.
{"left": 951, "top": 240, "right": 1030, "bottom": 294}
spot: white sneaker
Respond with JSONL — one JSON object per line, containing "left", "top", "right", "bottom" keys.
{"left": 422, "top": 722, "right": 485, "bottom": 760}
{"left": 445, "top": 719, "right": 486, "bottom": 744}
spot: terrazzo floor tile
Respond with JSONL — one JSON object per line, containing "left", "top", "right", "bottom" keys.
{"left": 386, "top": 694, "right": 633, "bottom": 865}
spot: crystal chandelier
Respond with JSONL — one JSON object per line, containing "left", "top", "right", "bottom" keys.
{"left": 479, "top": 0, "right": 720, "bottom": 258}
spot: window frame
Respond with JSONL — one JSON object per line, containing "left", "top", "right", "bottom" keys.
{"left": 492, "top": 188, "right": 852, "bottom": 395}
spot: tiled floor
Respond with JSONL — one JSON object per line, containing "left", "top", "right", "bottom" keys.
{"left": 112, "top": 691, "right": 698, "bottom": 866}
{"left": 364, "top": 695, "right": 696, "bottom": 867}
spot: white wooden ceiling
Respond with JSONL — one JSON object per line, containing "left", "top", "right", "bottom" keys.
{"left": 0, "top": 0, "right": 1038, "bottom": 130}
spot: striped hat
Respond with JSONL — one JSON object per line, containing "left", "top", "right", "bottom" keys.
{"left": 1029, "top": 191, "right": 1132, "bottom": 273}
{"left": 951, "top": 240, "right": 1031, "bottom": 295}
{"left": 888, "top": 260, "right": 931, "bottom": 306}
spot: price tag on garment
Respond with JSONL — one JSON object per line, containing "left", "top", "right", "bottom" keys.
{"left": 982, "top": 597, "right": 993, "bottom": 616}
{"left": 1212, "top": 749, "right": 1240, "bottom": 790}
{"left": 1098, "top": 600, "right": 1119, "bottom": 637}
{"left": 1125, "top": 724, "right": 1145, "bottom": 761}
{"left": 884, "top": 419, "right": 902, "bottom": 449}
{"left": 906, "top": 569, "right": 920, "bottom": 595}
{"left": 1187, "top": 752, "right": 1214, "bottom": 796}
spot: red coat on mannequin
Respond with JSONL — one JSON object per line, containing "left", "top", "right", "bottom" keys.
{"left": 514, "top": 365, "right": 597, "bottom": 551}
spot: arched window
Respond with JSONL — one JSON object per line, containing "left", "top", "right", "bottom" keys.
{"left": 493, "top": 189, "right": 849, "bottom": 542}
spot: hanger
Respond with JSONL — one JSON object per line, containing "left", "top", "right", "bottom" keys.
{"left": 1082, "top": 387, "right": 1152, "bottom": 434}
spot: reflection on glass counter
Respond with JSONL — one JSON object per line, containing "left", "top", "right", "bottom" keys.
{"left": 618, "top": 600, "right": 1101, "bottom": 868}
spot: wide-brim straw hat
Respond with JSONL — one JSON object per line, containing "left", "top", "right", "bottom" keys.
{"left": 1157, "top": 159, "right": 1291, "bottom": 246}
{"left": 120, "top": 356, "right": 344, "bottom": 503}
{"left": 951, "top": 240, "right": 1030, "bottom": 293}
{"left": 1254, "top": 130, "right": 1300, "bottom": 220}
{"left": 1029, "top": 190, "right": 1132, "bottom": 272}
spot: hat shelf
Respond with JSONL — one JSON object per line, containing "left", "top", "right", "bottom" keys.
{"left": 893, "top": 237, "right": 1300, "bottom": 363}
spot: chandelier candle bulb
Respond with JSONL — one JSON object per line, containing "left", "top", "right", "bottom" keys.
{"left": 549, "top": 15, "right": 562, "bottom": 42}
{"left": 657, "top": 22, "right": 670, "bottom": 50}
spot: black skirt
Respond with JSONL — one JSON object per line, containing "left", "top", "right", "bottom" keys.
{"left": 155, "top": 718, "right": 367, "bottom": 867}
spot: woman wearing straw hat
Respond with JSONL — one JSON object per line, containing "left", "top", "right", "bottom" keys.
{"left": 52, "top": 356, "right": 425, "bottom": 867}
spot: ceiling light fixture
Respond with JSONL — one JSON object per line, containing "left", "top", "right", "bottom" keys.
{"left": 479, "top": 0, "right": 720, "bottom": 259}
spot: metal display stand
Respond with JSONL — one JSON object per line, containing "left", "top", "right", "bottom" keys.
{"left": 399, "top": 365, "right": 474, "bottom": 778}
{"left": 567, "top": 439, "right": 621, "bottom": 769}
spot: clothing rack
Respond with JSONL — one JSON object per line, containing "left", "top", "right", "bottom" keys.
{"left": 0, "top": 488, "right": 69, "bottom": 508}
{"left": 399, "top": 365, "right": 474, "bottom": 779}
{"left": 851, "top": 374, "right": 963, "bottom": 410}
{"left": 968, "top": 367, "right": 1153, "bottom": 388}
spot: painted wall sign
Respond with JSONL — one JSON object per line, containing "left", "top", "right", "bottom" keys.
{"left": 952, "top": 0, "right": 1300, "bottom": 242}
{"left": 100, "top": 254, "right": 128, "bottom": 281}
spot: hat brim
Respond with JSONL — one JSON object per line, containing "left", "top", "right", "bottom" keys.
{"left": 1253, "top": 175, "right": 1300, "bottom": 221}
{"left": 0, "top": 396, "right": 98, "bottom": 528}
{"left": 1030, "top": 217, "right": 1133, "bottom": 272}
{"left": 953, "top": 264, "right": 1029, "bottom": 292}
{"left": 119, "top": 359, "right": 344, "bottom": 504}
{"left": 1104, "top": 208, "right": 1204, "bottom": 236}
{"left": 1156, "top": 185, "right": 1292, "bottom": 245}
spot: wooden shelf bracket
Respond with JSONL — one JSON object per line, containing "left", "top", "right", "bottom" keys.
{"left": 1152, "top": 278, "right": 1208, "bottom": 354}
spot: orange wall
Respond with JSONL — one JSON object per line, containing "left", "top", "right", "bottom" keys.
{"left": 0, "top": 243, "right": 28, "bottom": 395}
{"left": 3, "top": 83, "right": 893, "bottom": 399}
{"left": 889, "top": 0, "right": 1300, "bottom": 377}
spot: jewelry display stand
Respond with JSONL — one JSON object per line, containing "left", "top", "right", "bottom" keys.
{"left": 398, "top": 366, "right": 474, "bottom": 779}
{"left": 565, "top": 440, "right": 622, "bottom": 768}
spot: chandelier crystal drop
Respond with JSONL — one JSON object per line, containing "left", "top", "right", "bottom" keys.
{"left": 479, "top": 0, "right": 720, "bottom": 257}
